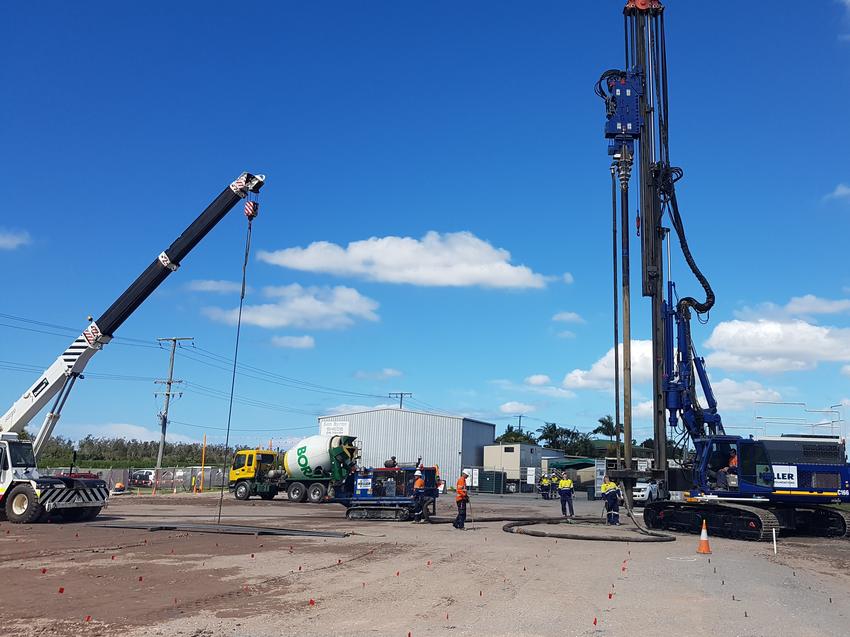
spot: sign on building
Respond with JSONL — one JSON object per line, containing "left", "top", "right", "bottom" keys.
{"left": 320, "top": 420, "right": 350, "bottom": 436}
{"left": 526, "top": 467, "right": 537, "bottom": 485}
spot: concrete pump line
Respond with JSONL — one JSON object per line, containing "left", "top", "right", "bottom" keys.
{"left": 427, "top": 514, "right": 675, "bottom": 543}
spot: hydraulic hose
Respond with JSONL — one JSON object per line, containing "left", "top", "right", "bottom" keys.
{"left": 661, "top": 170, "right": 715, "bottom": 315}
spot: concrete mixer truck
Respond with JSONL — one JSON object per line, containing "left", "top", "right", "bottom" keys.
{"left": 229, "top": 435, "right": 359, "bottom": 504}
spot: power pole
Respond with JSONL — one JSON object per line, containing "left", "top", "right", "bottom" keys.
{"left": 516, "top": 414, "right": 524, "bottom": 433}
{"left": 389, "top": 392, "right": 412, "bottom": 409}
{"left": 154, "top": 337, "right": 193, "bottom": 493}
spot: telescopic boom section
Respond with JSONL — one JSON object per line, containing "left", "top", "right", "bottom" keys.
{"left": 0, "top": 172, "right": 265, "bottom": 449}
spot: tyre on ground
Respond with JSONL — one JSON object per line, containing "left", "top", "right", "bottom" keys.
{"left": 5, "top": 484, "right": 45, "bottom": 524}
{"left": 287, "top": 481, "right": 307, "bottom": 503}
{"left": 234, "top": 481, "right": 251, "bottom": 500}
{"left": 307, "top": 482, "right": 327, "bottom": 503}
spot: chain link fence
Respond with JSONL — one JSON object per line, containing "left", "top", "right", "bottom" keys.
{"left": 42, "top": 466, "right": 229, "bottom": 493}
{"left": 456, "top": 465, "right": 594, "bottom": 497}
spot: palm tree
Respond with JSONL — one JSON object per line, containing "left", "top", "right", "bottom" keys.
{"left": 592, "top": 415, "right": 618, "bottom": 442}
{"left": 536, "top": 422, "right": 562, "bottom": 448}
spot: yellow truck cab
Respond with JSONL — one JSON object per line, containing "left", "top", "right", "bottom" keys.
{"left": 229, "top": 449, "right": 279, "bottom": 500}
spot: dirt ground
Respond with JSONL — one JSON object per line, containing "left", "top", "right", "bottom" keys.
{"left": 1, "top": 492, "right": 848, "bottom": 637}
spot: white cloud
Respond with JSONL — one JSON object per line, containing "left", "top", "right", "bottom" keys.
{"left": 824, "top": 183, "right": 850, "bottom": 201}
{"left": 634, "top": 401, "right": 654, "bottom": 419}
{"left": 0, "top": 229, "right": 31, "bottom": 250}
{"left": 204, "top": 284, "right": 379, "bottom": 329}
{"left": 492, "top": 378, "right": 575, "bottom": 400}
{"left": 735, "top": 294, "right": 850, "bottom": 321}
{"left": 552, "top": 311, "right": 585, "bottom": 324}
{"left": 557, "top": 330, "right": 576, "bottom": 339}
{"left": 500, "top": 401, "right": 536, "bottom": 414}
{"left": 324, "top": 403, "right": 398, "bottom": 415}
{"left": 784, "top": 294, "right": 850, "bottom": 315}
{"left": 563, "top": 340, "right": 654, "bottom": 390}
{"left": 705, "top": 319, "right": 850, "bottom": 373}
{"left": 524, "top": 374, "right": 551, "bottom": 386}
{"left": 354, "top": 368, "right": 403, "bottom": 380}
{"left": 563, "top": 272, "right": 575, "bottom": 284}
{"left": 708, "top": 378, "right": 781, "bottom": 411}
{"left": 187, "top": 279, "right": 245, "bottom": 294}
{"left": 271, "top": 335, "right": 315, "bottom": 349}
{"left": 62, "top": 422, "right": 197, "bottom": 444}
{"left": 257, "top": 231, "right": 547, "bottom": 289}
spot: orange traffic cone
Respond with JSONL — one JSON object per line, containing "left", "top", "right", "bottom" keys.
{"left": 697, "top": 520, "right": 712, "bottom": 554}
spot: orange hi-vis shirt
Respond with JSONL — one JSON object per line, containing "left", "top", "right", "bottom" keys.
{"left": 729, "top": 454, "right": 738, "bottom": 468}
{"left": 413, "top": 477, "right": 426, "bottom": 490}
{"left": 456, "top": 476, "right": 468, "bottom": 502}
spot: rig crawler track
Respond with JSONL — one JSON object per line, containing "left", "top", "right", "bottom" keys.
{"left": 644, "top": 501, "right": 850, "bottom": 541}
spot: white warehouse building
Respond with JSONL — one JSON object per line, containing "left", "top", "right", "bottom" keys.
{"left": 317, "top": 408, "right": 495, "bottom": 482}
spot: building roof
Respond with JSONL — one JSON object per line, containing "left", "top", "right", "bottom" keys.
{"left": 318, "top": 407, "right": 495, "bottom": 429}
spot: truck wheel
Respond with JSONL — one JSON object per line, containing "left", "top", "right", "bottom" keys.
{"left": 234, "top": 481, "right": 251, "bottom": 501}
{"left": 307, "top": 483, "right": 327, "bottom": 503}
{"left": 5, "top": 484, "right": 45, "bottom": 524}
{"left": 287, "top": 482, "right": 307, "bottom": 503}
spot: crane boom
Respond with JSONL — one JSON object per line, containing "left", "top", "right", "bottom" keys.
{"left": 0, "top": 172, "right": 264, "bottom": 455}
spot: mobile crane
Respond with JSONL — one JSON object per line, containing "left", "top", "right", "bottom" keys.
{"left": 0, "top": 172, "right": 265, "bottom": 523}
{"left": 598, "top": 1, "right": 850, "bottom": 539}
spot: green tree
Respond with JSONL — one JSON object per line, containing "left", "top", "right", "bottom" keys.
{"left": 495, "top": 424, "right": 538, "bottom": 445}
{"left": 592, "top": 415, "right": 618, "bottom": 442}
{"left": 536, "top": 422, "right": 563, "bottom": 448}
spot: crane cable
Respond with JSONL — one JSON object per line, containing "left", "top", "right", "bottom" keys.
{"left": 216, "top": 193, "right": 260, "bottom": 525}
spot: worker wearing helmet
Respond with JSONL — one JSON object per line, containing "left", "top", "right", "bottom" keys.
{"left": 558, "top": 474, "right": 575, "bottom": 517}
{"left": 600, "top": 475, "right": 621, "bottom": 525}
{"left": 412, "top": 469, "right": 426, "bottom": 523}
{"left": 540, "top": 474, "right": 551, "bottom": 500}
{"left": 453, "top": 469, "right": 471, "bottom": 530}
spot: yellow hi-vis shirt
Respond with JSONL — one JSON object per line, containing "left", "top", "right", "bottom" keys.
{"left": 600, "top": 481, "right": 618, "bottom": 494}
{"left": 558, "top": 478, "right": 573, "bottom": 490}
{"left": 541, "top": 477, "right": 550, "bottom": 486}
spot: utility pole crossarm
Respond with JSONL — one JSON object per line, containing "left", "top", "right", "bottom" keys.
{"left": 389, "top": 392, "right": 412, "bottom": 409}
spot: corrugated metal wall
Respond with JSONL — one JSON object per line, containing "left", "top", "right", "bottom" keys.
{"left": 461, "top": 419, "right": 496, "bottom": 469}
{"left": 318, "top": 409, "right": 469, "bottom": 482}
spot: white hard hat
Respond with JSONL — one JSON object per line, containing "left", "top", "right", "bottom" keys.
{"left": 462, "top": 469, "right": 471, "bottom": 476}
{"left": 414, "top": 470, "right": 422, "bottom": 476}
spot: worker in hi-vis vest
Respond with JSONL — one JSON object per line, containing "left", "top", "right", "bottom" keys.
{"left": 453, "top": 469, "right": 471, "bottom": 530}
{"left": 558, "top": 474, "right": 575, "bottom": 517}
{"left": 600, "top": 475, "right": 621, "bottom": 525}
{"left": 412, "top": 469, "right": 426, "bottom": 523}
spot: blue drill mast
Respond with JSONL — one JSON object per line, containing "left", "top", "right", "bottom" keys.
{"left": 598, "top": 1, "right": 850, "bottom": 540}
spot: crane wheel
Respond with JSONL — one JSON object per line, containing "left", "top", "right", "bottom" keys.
{"left": 5, "top": 484, "right": 45, "bottom": 524}
{"left": 234, "top": 481, "right": 251, "bottom": 501}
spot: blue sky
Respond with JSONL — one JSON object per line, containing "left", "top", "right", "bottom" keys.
{"left": 2, "top": 1, "right": 850, "bottom": 451}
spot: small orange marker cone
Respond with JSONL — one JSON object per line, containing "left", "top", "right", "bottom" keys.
{"left": 593, "top": 617, "right": 598, "bottom": 626}
{"left": 85, "top": 615, "right": 92, "bottom": 622}
{"left": 697, "top": 520, "right": 712, "bottom": 554}
{"left": 309, "top": 598, "right": 315, "bottom": 606}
